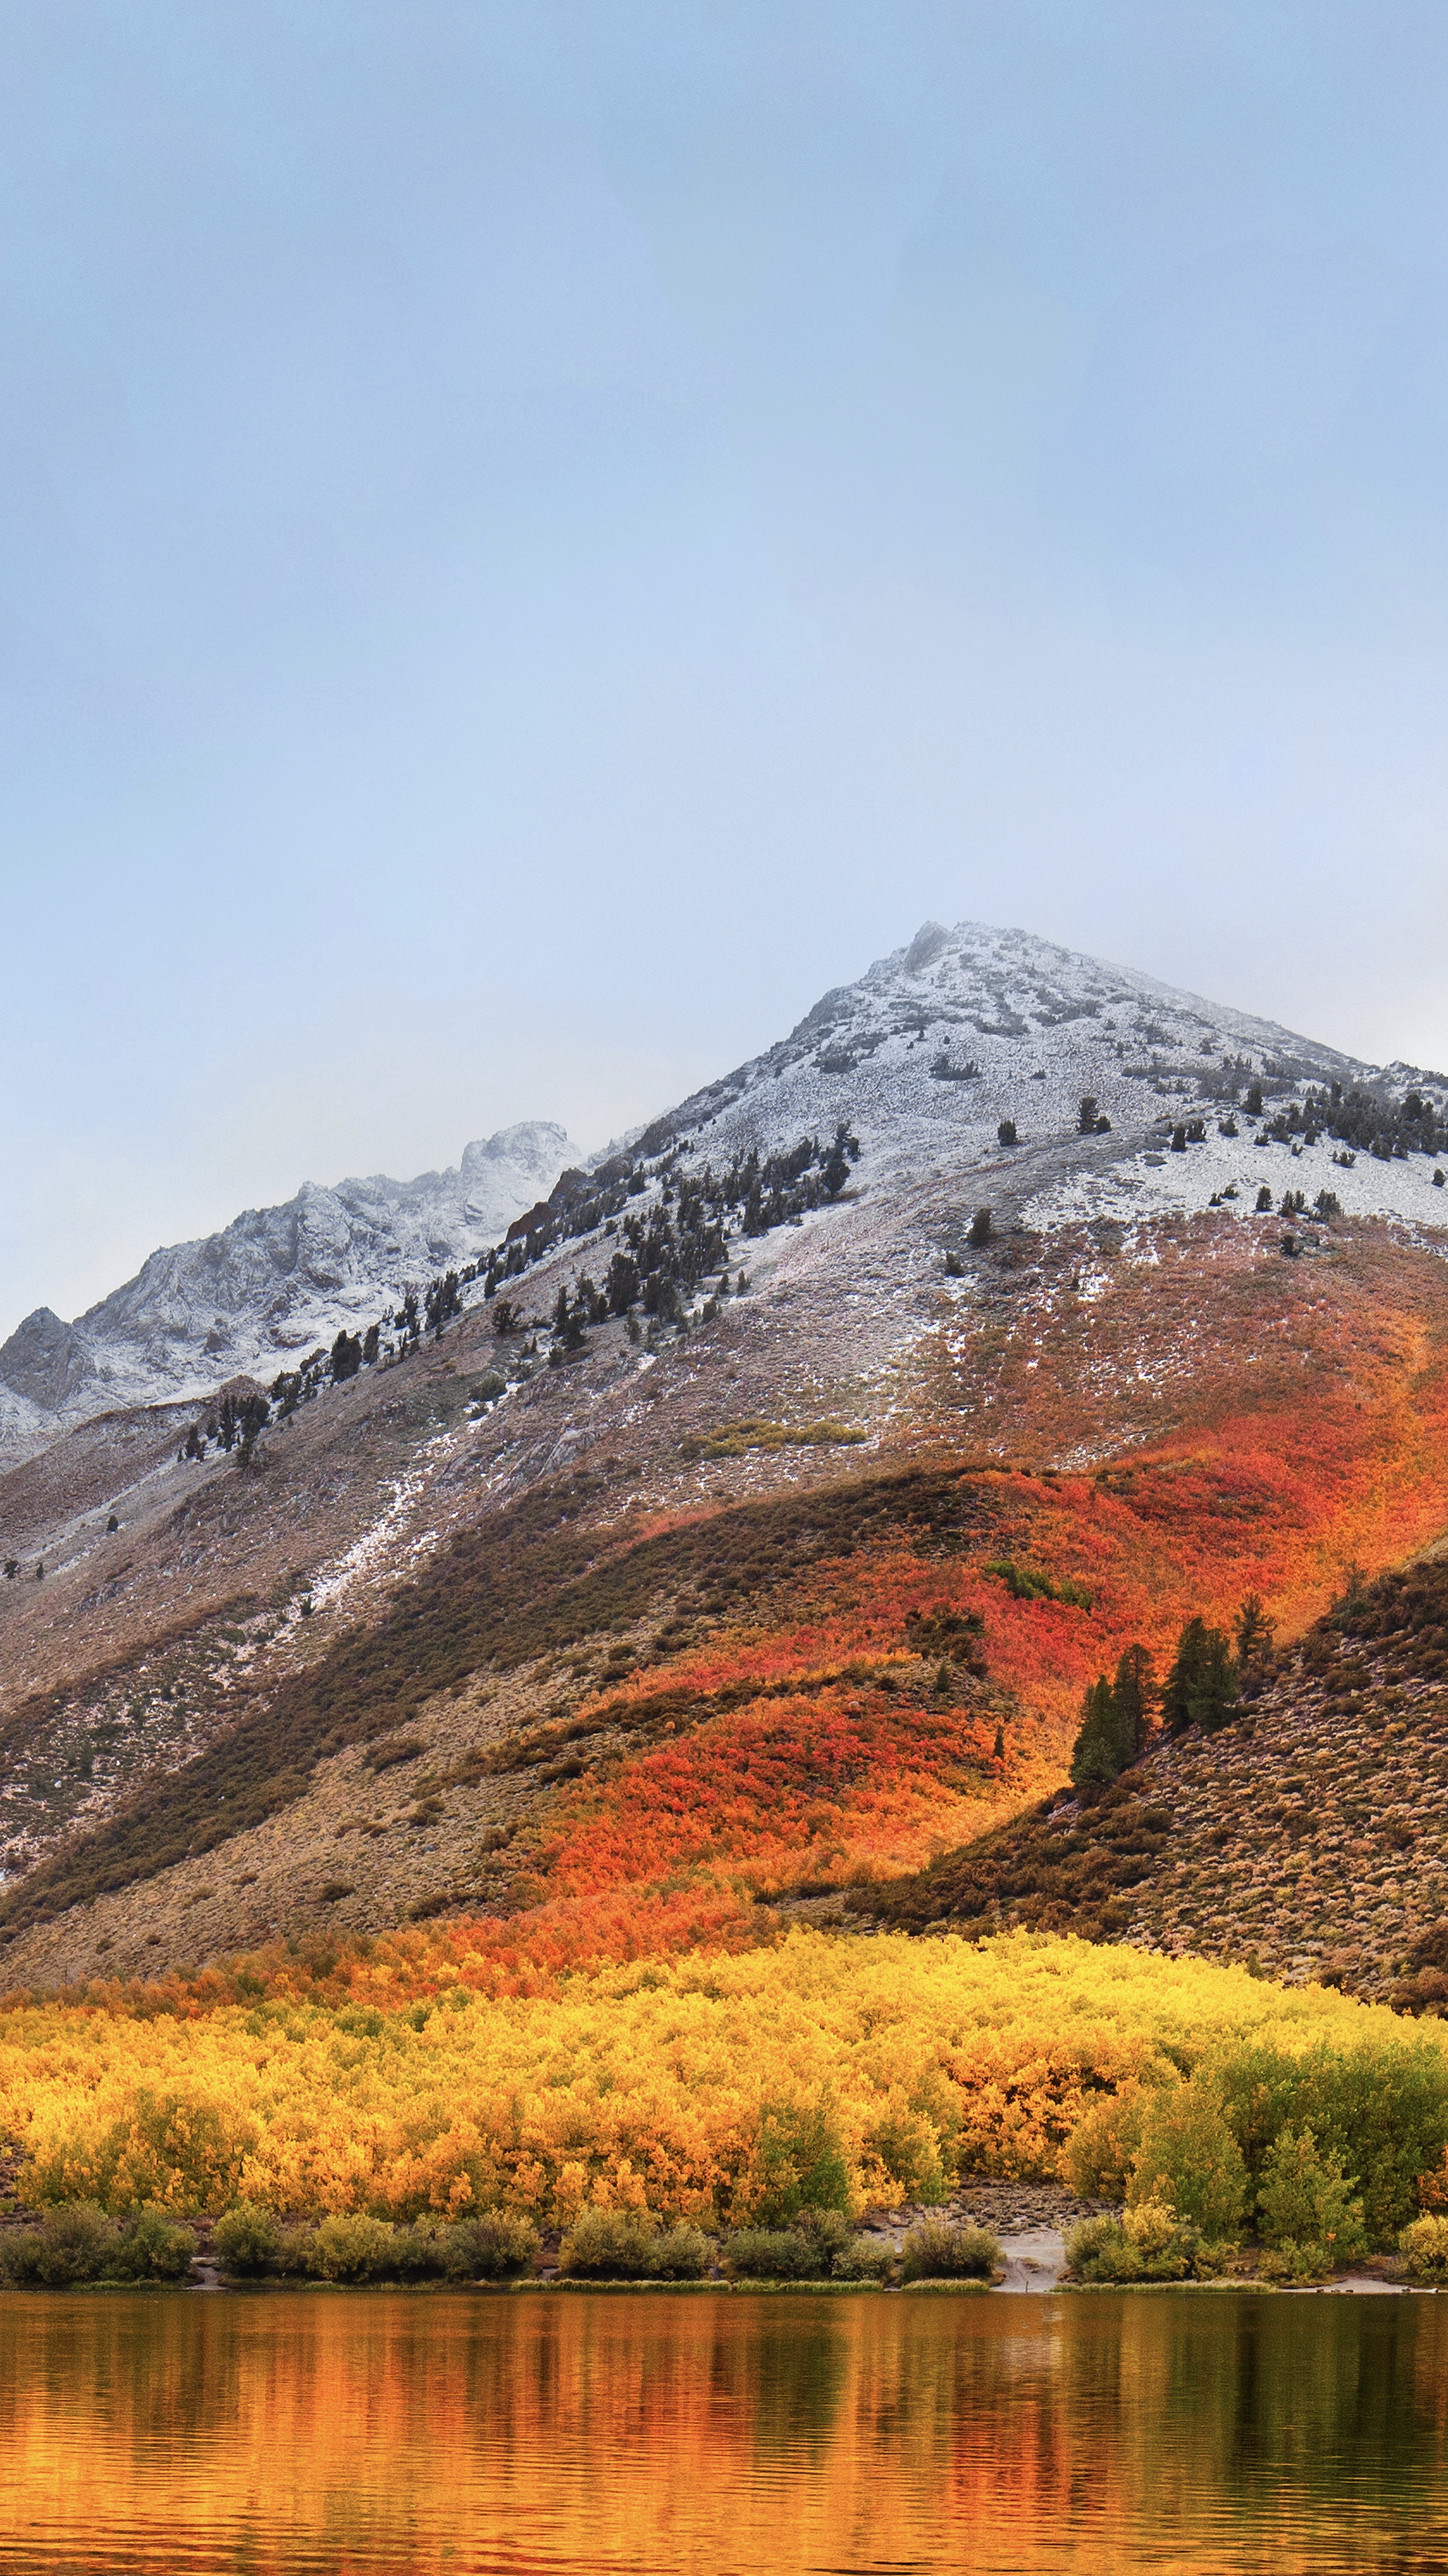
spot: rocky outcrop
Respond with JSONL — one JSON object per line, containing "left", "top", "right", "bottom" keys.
{"left": 1, "top": 1120, "right": 577, "bottom": 1454}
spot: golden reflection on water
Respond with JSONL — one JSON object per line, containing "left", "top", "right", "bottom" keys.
{"left": 1, "top": 2287, "right": 1447, "bottom": 2575}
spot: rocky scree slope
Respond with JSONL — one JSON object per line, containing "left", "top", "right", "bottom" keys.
{"left": 0, "top": 1121, "right": 577, "bottom": 1459}
{"left": 860, "top": 1552, "right": 1448, "bottom": 2004}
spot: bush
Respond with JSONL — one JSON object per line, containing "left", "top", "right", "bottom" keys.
{"left": 304, "top": 2212, "right": 397, "bottom": 2283}
{"left": 1065, "top": 2201, "right": 1210, "bottom": 2283}
{"left": 1066, "top": 2214, "right": 1144, "bottom": 2283}
{"left": 1254, "top": 2126, "right": 1365, "bottom": 2276}
{"left": 725, "top": 2228, "right": 816, "bottom": 2280}
{"left": 1399, "top": 2214, "right": 1448, "bottom": 2282}
{"left": 213, "top": 2201, "right": 286, "bottom": 2277}
{"left": 830, "top": 2233, "right": 896, "bottom": 2282}
{"left": 110, "top": 2205, "right": 196, "bottom": 2281}
{"left": 558, "top": 2210, "right": 711, "bottom": 2281}
{"left": 1128, "top": 2083, "right": 1248, "bottom": 2239}
{"left": 900, "top": 2220, "right": 1000, "bottom": 2283}
{"left": 726, "top": 2210, "right": 888, "bottom": 2281}
{"left": 0, "top": 2202, "right": 119, "bottom": 2285}
{"left": 437, "top": 2214, "right": 538, "bottom": 2280}
{"left": 795, "top": 2206, "right": 854, "bottom": 2269}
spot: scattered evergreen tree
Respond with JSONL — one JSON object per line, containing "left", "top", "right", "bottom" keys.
{"left": 362, "top": 1323, "right": 380, "bottom": 1366}
{"left": 1161, "top": 1616, "right": 1239, "bottom": 1733}
{"left": 606, "top": 1251, "right": 640, "bottom": 1315}
{"left": 1256, "top": 1185, "right": 1273, "bottom": 1212}
{"left": 183, "top": 1421, "right": 207, "bottom": 1461}
{"left": 1113, "top": 1643, "right": 1153, "bottom": 1758}
{"left": 1069, "top": 1643, "right": 1152, "bottom": 1789}
{"left": 1246, "top": 1081, "right": 1264, "bottom": 1115}
{"left": 1070, "top": 1677, "right": 1125, "bottom": 1789}
{"left": 235, "top": 1393, "right": 269, "bottom": 1469}
{"left": 1235, "top": 1592, "right": 1275, "bottom": 1684}
{"left": 1078, "top": 1097, "right": 1100, "bottom": 1135}
{"left": 998, "top": 1119, "right": 1018, "bottom": 1148}
{"left": 1171, "top": 1125, "right": 1187, "bottom": 1152}
{"left": 968, "top": 1208, "right": 993, "bottom": 1248}
{"left": 329, "top": 1332, "right": 362, "bottom": 1384}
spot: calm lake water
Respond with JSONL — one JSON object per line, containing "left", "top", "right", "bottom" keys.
{"left": 2, "top": 2286, "right": 1447, "bottom": 2575}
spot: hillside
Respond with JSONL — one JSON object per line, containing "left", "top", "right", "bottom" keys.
{"left": 4, "top": 916, "right": 1448, "bottom": 1993}
{"left": 861, "top": 1552, "right": 1448, "bottom": 2006}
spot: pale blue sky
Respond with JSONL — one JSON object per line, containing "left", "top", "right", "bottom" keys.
{"left": 6, "top": 2, "right": 1448, "bottom": 1332}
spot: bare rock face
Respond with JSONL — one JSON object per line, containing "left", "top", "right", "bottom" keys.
{"left": 0, "top": 1120, "right": 578, "bottom": 1455}
{"left": 0, "top": 1310, "right": 97, "bottom": 1411}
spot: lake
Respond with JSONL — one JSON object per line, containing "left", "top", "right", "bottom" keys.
{"left": 1, "top": 2286, "right": 1446, "bottom": 2573}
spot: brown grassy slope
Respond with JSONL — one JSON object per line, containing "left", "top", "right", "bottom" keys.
{"left": 0, "top": 1461, "right": 1009, "bottom": 1946}
{"left": 860, "top": 1552, "right": 1448, "bottom": 2003}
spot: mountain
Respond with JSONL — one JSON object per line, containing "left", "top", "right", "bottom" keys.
{"left": 3, "top": 917, "right": 1448, "bottom": 1996}
{"left": 0, "top": 1121, "right": 578, "bottom": 1460}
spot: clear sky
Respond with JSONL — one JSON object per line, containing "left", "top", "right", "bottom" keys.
{"left": 6, "top": 2, "right": 1448, "bottom": 1337}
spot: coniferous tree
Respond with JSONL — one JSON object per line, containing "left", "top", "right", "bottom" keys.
{"left": 968, "top": 1207, "right": 993, "bottom": 1248}
{"left": 1070, "top": 1677, "right": 1123, "bottom": 1789}
{"left": 1235, "top": 1593, "right": 1275, "bottom": 1689}
{"left": 1161, "top": 1616, "right": 1239, "bottom": 1733}
{"left": 998, "top": 1119, "right": 1018, "bottom": 1147}
{"left": 606, "top": 1251, "right": 640, "bottom": 1315}
{"left": 329, "top": 1331, "right": 362, "bottom": 1384}
{"left": 235, "top": 1393, "right": 269, "bottom": 1469}
{"left": 1113, "top": 1643, "right": 1154, "bottom": 1760}
{"left": 1078, "top": 1096, "right": 1100, "bottom": 1135}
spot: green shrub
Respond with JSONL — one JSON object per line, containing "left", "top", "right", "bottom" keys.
{"left": 725, "top": 2228, "right": 816, "bottom": 2280}
{"left": 1066, "top": 2214, "right": 1144, "bottom": 2283}
{"left": 900, "top": 2220, "right": 1000, "bottom": 2283}
{"left": 1399, "top": 2214, "right": 1448, "bottom": 2282}
{"left": 1128, "top": 2084, "right": 1247, "bottom": 2240}
{"left": 726, "top": 2211, "right": 891, "bottom": 2281}
{"left": 830, "top": 2233, "right": 896, "bottom": 2282}
{"left": 558, "top": 2210, "right": 711, "bottom": 2280}
{"left": 794, "top": 2206, "right": 855, "bottom": 2269}
{"left": 1065, "top": 2201, "right": 1210, "bottom": 2283}
{"left": 1254, "top": 2126, "right": 1365, "bottom": 2276}
{"left": 0, "top": 2202, "right": 120, "bottom": 2285}
{"left": 110, "top": 2205, "right": 196, "bottom": 2281}
{"left": 437, "top": 2214, "right": 538, "bottom": 2280}
{"left": 304, "top": 2212, "right": 397, "bottom": 2283}
{"left": 213, "top": 2202, "right": 286, "bottom": 2277}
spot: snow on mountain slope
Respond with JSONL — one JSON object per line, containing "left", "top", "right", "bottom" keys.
{"left": 7, "top": 918, "right": 1445, "bottom": 1469}
{"left": 632, "top": 919, "right": 1366, "bottom": 1167}
{"left": 0, "top": 1121, "right": 578, "bottom": 1456}
{"left": 627, "top": 917, "right": 1447, "bottom": 1244}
